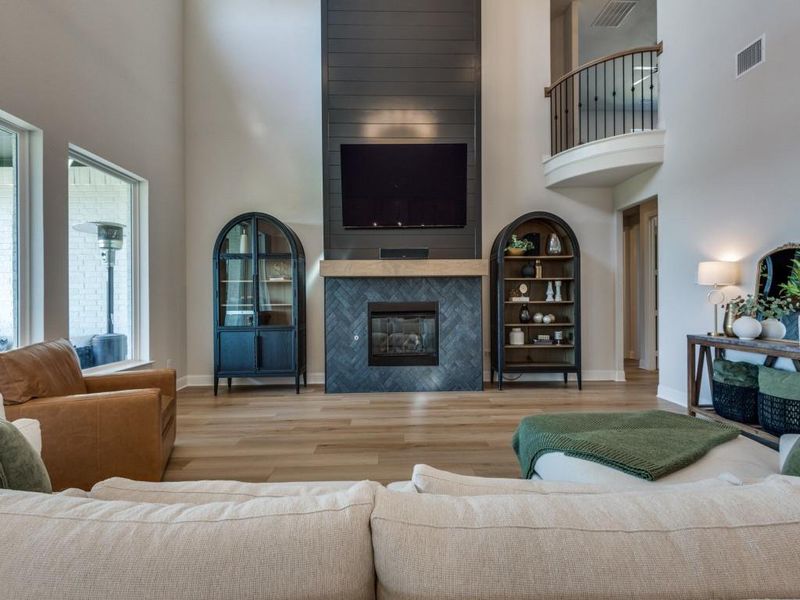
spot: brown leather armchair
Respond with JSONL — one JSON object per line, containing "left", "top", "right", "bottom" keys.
{"left": 1, "top": 339, "right": 176, "bottom": 491}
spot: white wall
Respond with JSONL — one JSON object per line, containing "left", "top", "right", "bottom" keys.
{"left": 614, "top": 0, "right": 800, "bottom": 403}
{"left": 483, "top": 0, "right": 619, "bottom": 381}
{"left": 184, "top": 0, "right": 324, "bottom": 382}
{"left": 183, "top": 0, "right": 619, "bottom": 384}
{"left": 0, "top": 1, "right": 186, "bottom": 372}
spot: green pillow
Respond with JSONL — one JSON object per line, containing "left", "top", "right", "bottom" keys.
{"left": 0, "top": 419, "right": 51, "bottom": 493}
{"left": 713, "top": 359, "right": 758, "bottom": 388}
{"left": 783, "top": 437, "right": 800, "bottom": 476}
{"left": 758, "top": 366, "right": 800, "bottom": 401}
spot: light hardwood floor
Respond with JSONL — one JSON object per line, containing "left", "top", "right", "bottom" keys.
{"left": 165, "top": 365, "right": 673, "bottom": 484}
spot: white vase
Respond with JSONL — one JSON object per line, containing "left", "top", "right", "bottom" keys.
{"left": 732, "top": 316, "right": 762, "bottom": 341}
{"left": 760, "top": 318, "right": 787, "bottom": 340}
{"left": 509, "top": 328, "right": 525, "bottom": 346}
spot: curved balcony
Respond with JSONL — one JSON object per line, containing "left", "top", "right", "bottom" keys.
{"left": 543, "top": 44, "right": 665, "bottom": 188}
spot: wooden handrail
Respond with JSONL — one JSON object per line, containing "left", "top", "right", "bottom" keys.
{"left": 544, "top": 41, "right": 663, "bottom": 97}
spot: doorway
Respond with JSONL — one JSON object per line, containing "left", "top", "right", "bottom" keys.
{"left": 622, "top": 197, "right": 658, "bottom": 378}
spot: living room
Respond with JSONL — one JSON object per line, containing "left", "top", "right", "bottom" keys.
{"left": 1, "top": 1, "right": 800, "bottom": 598}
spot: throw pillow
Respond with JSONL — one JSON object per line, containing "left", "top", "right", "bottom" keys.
{"left": 713, "top": 359, "right": 758, "bottom": 387}
{"left": 782, "top": 435, "right": 800, "bottom": 476}
{"left": 11, "top": 419, "right": 42, "bottom": 455}
{"left": 0, "top": 419, "right": 51, "bottom": 493}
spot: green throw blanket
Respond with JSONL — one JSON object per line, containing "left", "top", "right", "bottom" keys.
{"left": 512, "top": 410, "right": 739, "bottom": 481}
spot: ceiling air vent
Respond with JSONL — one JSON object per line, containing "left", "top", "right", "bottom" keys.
{"left": 736, "top": 35, "right": 765, "bottom": 78}
{"left": 592, "top": 1, "right": 637, "bottom": 27}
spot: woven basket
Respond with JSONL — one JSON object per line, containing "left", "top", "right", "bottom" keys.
{"left": 758, "top": 392, "right": 800, "bottom": 436}
{"left": 712, "top": 380, "right": 759, "bottom": 424}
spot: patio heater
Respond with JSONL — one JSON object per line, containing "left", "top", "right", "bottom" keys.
{"left": 73, "top": 221, "right": 127, "bottom": 365}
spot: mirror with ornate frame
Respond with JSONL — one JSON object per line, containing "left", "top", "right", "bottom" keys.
{"left": 756, "top": 243, "right": 800, "bottom": 299}
{"left": 755, "top": 243, "right": 800, "bottom": 340}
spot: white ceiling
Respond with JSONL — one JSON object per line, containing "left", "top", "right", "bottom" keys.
{"left": 551, "top": 0, "right": 658, "bottom": 66}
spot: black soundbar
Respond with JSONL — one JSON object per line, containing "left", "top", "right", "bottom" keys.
{"left": 379, "top": 248, "right": 429, "bottom": 260}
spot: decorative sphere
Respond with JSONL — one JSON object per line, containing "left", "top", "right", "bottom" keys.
{"left": 533, "top": 312, "right": 544, "bottom": 324}
{"left": 542, "top": 314, "right": 553, "bottom": 324}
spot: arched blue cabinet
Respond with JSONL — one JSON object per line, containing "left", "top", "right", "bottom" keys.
{"left": 213, "top": 212, "right": 306, "bottom": 394}
{"left": 489, "top": 211, "right": 582, "bottom": 390}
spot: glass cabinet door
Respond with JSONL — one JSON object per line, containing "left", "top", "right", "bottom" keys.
{"left": 256, "top": 218, "right": 294, "bottom": 327}
{"left": 218, "top": 219, "right": 255, "bottom": 327}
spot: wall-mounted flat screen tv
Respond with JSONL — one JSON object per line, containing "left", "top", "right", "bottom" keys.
{"left": 340, "top": 143, "right": 467, "bottom": 229}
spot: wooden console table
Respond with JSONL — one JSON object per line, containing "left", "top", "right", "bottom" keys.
{"left": 687, "top": 334, "right": 800, "bottom": 448}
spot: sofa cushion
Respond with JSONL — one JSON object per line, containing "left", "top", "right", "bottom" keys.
{"left": 0, "top": 339, "right": 86, "bottom": 404}
{"left": 535, "top": 435, "right": 778, "bottom": 487}
{"left": 10, "top": 419, "right": 42, "bottom": 455}
{"left": 411, "top": 464, "right": 734, "bottom": 496}
{"left": 0, "top": 419, "right": 51, "bottom": 493}
{"left": 371, "top": 476, "right": 800, "bottom": 600}
{"left": 90, "top": 477, "right": 366, "bottom": 504}
{"left": 0, "top": 481, "right": 378, "bottom": 600}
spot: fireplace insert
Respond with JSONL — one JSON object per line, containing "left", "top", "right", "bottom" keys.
{"left": 368, "top": 302, "right": 439, "bottom": 367}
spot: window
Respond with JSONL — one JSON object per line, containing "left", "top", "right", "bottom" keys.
{"left": 0, "top": 123, "right": 19, "bottom": 350}
{"left": 68, "top": 151, "right": 144, "bottom": 368}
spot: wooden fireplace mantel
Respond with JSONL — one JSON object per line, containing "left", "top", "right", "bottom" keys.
{"left": 319, "top": 259, "right": 488, "bottom": 278}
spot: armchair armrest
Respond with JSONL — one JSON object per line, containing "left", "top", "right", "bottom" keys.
{"left": 4, "top": 390, "right": 163, "bottom": 491}
{"left": 84, "top": 368, "right": 176, "bottom": 400}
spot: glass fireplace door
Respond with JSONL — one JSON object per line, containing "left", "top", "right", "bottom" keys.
{"left": 368, "top": 302, "right": 439, "bottom": 366}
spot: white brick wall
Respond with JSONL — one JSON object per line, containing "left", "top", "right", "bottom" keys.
{"left": 0, "top": 167, "right": 16, "bottom": 348}
{"left": 68, "top": 166, "right": 132, "bottom": 358}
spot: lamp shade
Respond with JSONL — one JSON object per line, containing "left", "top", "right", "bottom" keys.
{"left": 697, "top": 261, "right": 739, "bottom": 286}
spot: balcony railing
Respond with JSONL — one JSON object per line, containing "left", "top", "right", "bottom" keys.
{"left": 545, "top": 43, "right": 663, "bottom": 156}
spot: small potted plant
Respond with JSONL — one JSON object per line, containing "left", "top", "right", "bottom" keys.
{"left": 759, "top": 295, "right": 798, "bottom": 340}
{"left": 505, "top": 234, "right": 534, "bottom": 256}
{"left": 726, "top": 295, "right": 762, "bottom": 340}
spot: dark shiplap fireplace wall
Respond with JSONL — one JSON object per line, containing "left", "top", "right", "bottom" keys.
{"left": 322, "top": 0, "right": 481, "bottom": 259}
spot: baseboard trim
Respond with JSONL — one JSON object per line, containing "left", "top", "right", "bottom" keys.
{"left": 177, "top": 376, "right": 189, "bottom": 391}
{"left": 657, "top": 385, "right": 686, "bottom": 407}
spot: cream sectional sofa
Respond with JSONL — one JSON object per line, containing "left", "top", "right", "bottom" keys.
{"left": 2, "top": 470, "right": 800, "bottom": 599}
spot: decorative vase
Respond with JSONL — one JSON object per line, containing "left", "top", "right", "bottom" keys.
{"left": 546, "top": 233, "right": 562, "bottom": 255}
{"left": 506, "top": 247, "right": 526, "bottom": 256}
{"left": 546, "top": 281, "right": 555, "bottom": 302}
{"left": 534, "top": 260, "right": 543, "bottom": 279}
{"left": 723, "top": 305, "right": 736, "bottom": 337}
{"left": 760, "top": 318, "right": 787, "bottom": 340}
{"left": 519, "top": 304, "right": 531, "bottom": 323}
{"left": 732, "top": 316, "right": 762, "bottom": 341}
{"left": 533, "top": 312, "right": 544, "bottom": 324}
{"left": 554, "top": 280, "right": 562, "bottom": 302}
{"left": 509, "top": 328, "right": 525, "bottom": 346}
{"left": 521, "top": 261, "right": 535, "bottom": 278}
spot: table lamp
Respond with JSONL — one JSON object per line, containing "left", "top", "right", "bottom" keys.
{"left": 697, "top": 261, "right": 739, "bottom": 336}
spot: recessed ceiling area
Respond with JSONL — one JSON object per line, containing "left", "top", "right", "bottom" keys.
{"left": 551, "top": 0, "right": 657, "bottom": 71}
{"left": 580, "top": 0, "right": 657, "bottom": 64}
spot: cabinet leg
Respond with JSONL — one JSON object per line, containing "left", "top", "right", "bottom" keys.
{"left": 295, "top": 374, "right": 300, "bottom": 394}
{"left": 490, "top": 369, "right": 494, "bottom": 384}
{"left": 227, "top": 378, "right": 232, "bottom": 392}
{"left": 303, "top": 371, "right": 307, "bottom": 387}
{"left": 498, "top": 371, "right": 503, "bottom": 391}
{"left": 213, "top": 377, "right": 219, "bottom": 396}
{"left": 563, "top": 372, "right": 568, "bottom": 385}
{"left": 577, "top": 371, "right": 583, "bottom": 390}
